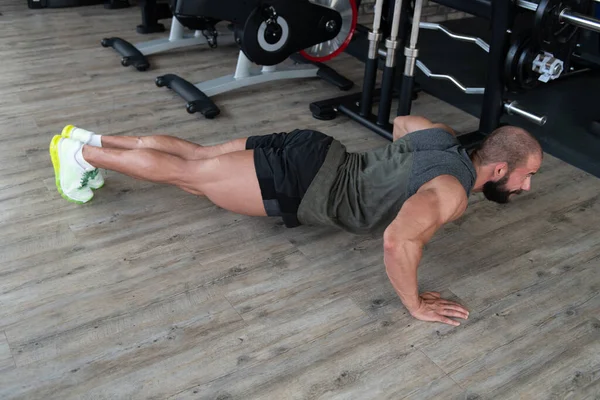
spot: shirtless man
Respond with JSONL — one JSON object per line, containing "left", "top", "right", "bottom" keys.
{"left": 49, "top": 116, "right": 542, "bottom": 326}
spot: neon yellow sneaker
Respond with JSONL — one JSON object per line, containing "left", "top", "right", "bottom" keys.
{"left": 61, "top": 125, "right": 104, "bottom": 189}
{"left": 49, "top": 135, "right": 94, "bottom": 204}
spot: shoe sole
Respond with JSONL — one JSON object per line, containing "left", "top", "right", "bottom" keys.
{"left": 61, "top": 125, "right": 74, "bottom": 139}
{"left": 61, "top": 125, "right": 104, "bottom": 190}
{"left": 49, "top": 135, "right": 89, "bottom": 204}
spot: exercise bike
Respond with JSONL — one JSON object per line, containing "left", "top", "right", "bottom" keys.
{"left": 101, "top": 0, "right": 235, "bottom": 71}
{"left": 153, "top": 0, "right": 360, "bottom": 118}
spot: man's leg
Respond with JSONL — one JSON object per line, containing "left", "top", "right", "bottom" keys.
{"left": 82, "top": 145, "right": 267, "bottom": 216}
{"left": 64, "top": 125, "right": 248, "bottom": 160}
{"left": 100, "top": 135, "right": 248, "bottom": 160}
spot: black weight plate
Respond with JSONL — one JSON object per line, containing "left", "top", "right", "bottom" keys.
{"left": 516, "top": 46, "right": 539, "bottom": 90}
{"left": 504, "top": 32, "right": 541, "bottom": 92}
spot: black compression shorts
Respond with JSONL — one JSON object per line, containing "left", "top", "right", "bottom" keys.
{"left": 246, "top": 129, "right": 333, "bottom": 228}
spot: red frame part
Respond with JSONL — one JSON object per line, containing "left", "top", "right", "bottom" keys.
{"left": 299, "top": 0, "right": 358, "bottom": 63}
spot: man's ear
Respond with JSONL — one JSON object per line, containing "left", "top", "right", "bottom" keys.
{"left": 494, "top": 162, "right": 509, "bottom": 180}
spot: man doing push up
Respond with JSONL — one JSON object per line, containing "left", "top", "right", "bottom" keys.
{"left": 49, "top": 116, "right": 543, "bottom": 326}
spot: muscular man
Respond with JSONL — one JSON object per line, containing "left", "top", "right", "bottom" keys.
{"left": 49, "top": 116, "right": 542, "bottom": 326}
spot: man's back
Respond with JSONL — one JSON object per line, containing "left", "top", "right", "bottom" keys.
{"left": 297, "top": 128, "right": 477, "bottom": 234}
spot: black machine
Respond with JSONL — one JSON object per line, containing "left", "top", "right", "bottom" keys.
{"left": 151, "top": 0, "right": 359, "bottom": 118}
{"left": 171, "top": 0, "right": 348, "bottom": 66}
{"left": 310, "top": 0, "right": 600, "bottom": 177}
{"left": 28, "top": 0, "right": 128, "bottom": 8}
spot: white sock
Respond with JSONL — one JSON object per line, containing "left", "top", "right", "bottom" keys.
{"left": 88, "top": 134, "right": 103, "bottom": 147}
{"left": 75, "top": 146, "right": 96, "bottom": 171}
{"left": 72, "top": 127, "right": 102, "bottom": 147}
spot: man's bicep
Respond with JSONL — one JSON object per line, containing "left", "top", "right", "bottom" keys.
{"left": 384, "top": 190, "right": 443, "bottom": 245}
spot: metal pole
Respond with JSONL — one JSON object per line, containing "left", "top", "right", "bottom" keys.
{"left": 359, "top": 0, "right": 386, "bottom": 117}
{"left": 478, "top": 0, "right": 513, "bottom": 134}
{"left": 377, "top": 0, "right": 404, "bottom": 125}
{"left": 397, "top": 0, "right": 424, "bottom": 116}
{"left": 504, "top": 101, "right": 548, "bottom": 125}
{"left": 516, "top": 0, "right": 537, "bottom": 11}
{"left": 560, "top": 9, "right": 600, "bottom": 33}
{"left": 517, "top": 0, "right": 600, "bottom": 33}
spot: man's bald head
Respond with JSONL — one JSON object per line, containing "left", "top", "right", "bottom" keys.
{"left": 471, "top": 125, "right": 543, "bottom": 169}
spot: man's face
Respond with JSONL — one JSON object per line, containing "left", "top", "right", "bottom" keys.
{"left": 483, "top": 155, "right": 542, "bottom": 204}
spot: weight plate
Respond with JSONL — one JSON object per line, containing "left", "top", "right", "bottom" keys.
{"left": 504, "top": 32, "right": 541, "bottom": 92}
{"left": 299, "top": 0, "right": 358, "bottom": 62}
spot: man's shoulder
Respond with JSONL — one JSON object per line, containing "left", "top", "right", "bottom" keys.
{"left": 418, "top": 175, "right": 469, "bottom": 217}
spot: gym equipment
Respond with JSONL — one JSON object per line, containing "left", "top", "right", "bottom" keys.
{"left": 299, "top": 0, "right": 358, "bottom": 62}
{"left": 503, "top": 31, "right": 565, "bottom": 92}
{"left": 134, "top": 0, "right": 173, "bottom": 34}
{"left": 156, "top": 0, "right": 357, "bottom": 118}
{"left": 312, "top": 0, "right": 413, "bottom": 131}
{"left": 101, "top": 0, "right": 235, "bottom": 72}
{"left": 310, "top": 0, "right": 550, "bottom": 149}
{"left": 101, "top": 17, "right": 234, "bottom": 71}
{"left": 516, "top": 0, "right": 596, "bottom": 45}
{"left": 157, "top": 53, "right": 354, "bottom": 118}
{"left": 28, "top": 0, "right": 127, "bottom": 8}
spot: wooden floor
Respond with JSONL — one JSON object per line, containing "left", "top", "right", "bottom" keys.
{"left": 1, "top": 3, "right": 599, "bottom": 400}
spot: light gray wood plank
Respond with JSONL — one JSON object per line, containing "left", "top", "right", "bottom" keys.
{"left": 448, "top": 229, "right": 600, "bottom": 313}
{"left": 59, "top": 297, "right": 365, "bottom": 400}
{"left": 169, "top": 316, "right": 462, "bottom": 400}
{"left": 450, "top": 316, "right": 600, "bottom": 400}
{"left": 422, "top": 254, "right": 600, "bottom": 377}
{"left": 0, "top": 331, "right": 15, "bottom": 372}
{"left": 0, "top": 285, "right": 246, "bottom": 400}
{"left": 0, "top": 215, "right": 76, "bottom": 266}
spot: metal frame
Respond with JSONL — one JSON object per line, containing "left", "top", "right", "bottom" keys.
{"left": 194, "top": 51, "right": 322, "bottom": 97}
{"left": 157, "top": 51, "right": 353, "bottom": 118}
{"left": 309, "top": 0, "right": 552, "bottom": 148}
{"left": 134, "top": 19, "right": 233, "bottom": 56}
{"left": 101, "top": 18, "right": 235, "bottom": 71}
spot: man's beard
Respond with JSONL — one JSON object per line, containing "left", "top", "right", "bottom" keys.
{"left": 483, "top": 175, "right": 522, "bottom": 204}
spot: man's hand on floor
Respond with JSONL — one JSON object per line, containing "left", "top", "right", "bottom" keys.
{"left": 409, "top": 291, "right": 470, "bottom": 326}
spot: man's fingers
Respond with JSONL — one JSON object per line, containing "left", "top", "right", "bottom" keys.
{"left": 438, "top": 299, "right": 466, "bottom": 308}
{"left": 442, "top": 309, "right": 469, "bottom": 319}
{"left": 441, "top": 304, "right": 470, "bottom": 317}
{"left": 428, "top": 292, "right": 441, "bottom": 298}
{"left": 436, "top": 315, "right": 460, "bottom": 326}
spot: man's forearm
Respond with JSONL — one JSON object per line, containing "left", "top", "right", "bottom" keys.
{"left": 383, "top": 241, "right": 423, "bottom": 313}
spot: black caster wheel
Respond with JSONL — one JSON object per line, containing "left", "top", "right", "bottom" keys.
{"left": 204, "top": 108, "right": 219, "bottom": 119}
{"left": 121, "top": 57, "right": 131, "bottom": 67}
{"left": 155, "top": 76, "right": 166, "bottom": 87}
{"left": 186, "top": 103, "right": 197, "bottom": 114}
{"left": 312, "top": 112, "right": 336, "bottom": 121}
{"left": 101, "top": 38, "right": 111, "bottom": 47}
{"left": 135, "top": 63, "right": 150, "bottom": 72}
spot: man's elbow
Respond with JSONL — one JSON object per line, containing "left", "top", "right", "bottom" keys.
{"left": 383, "top": 228, "right": 398, "bottom": 253}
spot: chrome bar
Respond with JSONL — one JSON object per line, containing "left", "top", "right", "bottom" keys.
{"left": 560, "top": 9, "right": 600, "bottom": 33}
{"left": 416, "top": 60, "right": 485, "bottom": 94}
{"left": 517, "top": 0, "right": 600, "bottom": 34}
{"left": 504, "top": 101, "right": 547, "bottom": 126}
{"left": 385, "top": 0, "right": 404, "bottom": 68}
{"left": 516, "top": 0, "right": 538, "bottom": 11}
{"left": 404, "top": 0, "right": 424, "bottom": 76}
{"left": 419, "top": 22, "right": 490, "bottom": 52}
